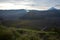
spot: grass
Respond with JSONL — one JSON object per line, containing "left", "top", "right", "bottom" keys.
{"left": 0, "top": 26, "right": 60, "bottom": 40}
{"left": 16, "top": 28, "right": 59, "bottom": 40}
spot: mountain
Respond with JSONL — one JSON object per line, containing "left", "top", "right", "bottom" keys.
{"left": 19, "top": 8, "right": 60, "bottom": 29}
{"left": 21, "top": 8, "right": 60, "bottom": 19}
{"left": 0, "top": 8, "right": 60, "bottom": 30}
{"left": 48, "top": 7, "right": 58, "bottom": 11}
{"left": 0, "top": 9, "right": 27, "bottom": 20}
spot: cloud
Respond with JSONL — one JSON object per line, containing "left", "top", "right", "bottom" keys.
{"left": 0, "top": 3, "right": 37, "bottom": 10}
{"left": 0, "top": 0, "right": 60, "bottom": 10}
{"left": 0, "top": 0, "right": 13, "bottom": 2}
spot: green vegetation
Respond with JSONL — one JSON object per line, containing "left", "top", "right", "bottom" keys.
{"left": 0, "top": 25, "right": 60, "bottom": 40}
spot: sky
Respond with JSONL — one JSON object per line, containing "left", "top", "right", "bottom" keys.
{"left": 0, "top": 0, "right": 60, "bottom": 10}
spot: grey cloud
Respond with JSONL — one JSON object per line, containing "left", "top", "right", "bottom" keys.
{"left": 0, "top": 0, "right": 11, "bottom": 2}
{"left": 14, "top": 0, "right": 24, "bottom": 2}
{"left": 0, "top": 0, "right": 23, "bottom": 2}
{"left": 0, "top": 0, "right": 60, "bottom": 8}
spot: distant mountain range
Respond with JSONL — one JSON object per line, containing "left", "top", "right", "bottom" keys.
{"left": 0, "top": 9, "right": 27, "bottom": 20}
{"left": 21, "top": 9, "right": 60, "bottom": 19}
{"left": 0, "top": 7, "right": 60, "bottom": 20}
{"left": 0, "top": 7, "right": 60, "bottom": 30}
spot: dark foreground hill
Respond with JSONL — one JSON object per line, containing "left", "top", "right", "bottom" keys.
{"left": 0, "top": 25, "right": 60, "bottom": 40}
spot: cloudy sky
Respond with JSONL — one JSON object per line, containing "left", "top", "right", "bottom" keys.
{"left": 0, "top": 0, "right": 60, "bottom": 10}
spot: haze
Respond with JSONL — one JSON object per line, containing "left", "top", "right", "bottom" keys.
{"left": 0, "top": 0, "right": 60, "bottom": 10}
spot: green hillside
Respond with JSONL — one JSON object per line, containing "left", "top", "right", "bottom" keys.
{"left": 0, "top": 25, "right": 60, "bottom": 40}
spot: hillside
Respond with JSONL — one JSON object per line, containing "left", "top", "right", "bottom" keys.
{"left": 0, "top": 9, "right": 27, "bottom": 20}
{"left": 0, "top": 25, "right": 60, "bottom": 40}
{"left": 0, "top": 8, "right": 60, "bottom": 30}
{"left": 19, "top": 8, "right": 60, "bottom": 30}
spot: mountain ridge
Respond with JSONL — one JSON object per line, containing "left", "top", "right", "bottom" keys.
{"left": 0, "top": 8, "right": 60, "bottom": 30}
